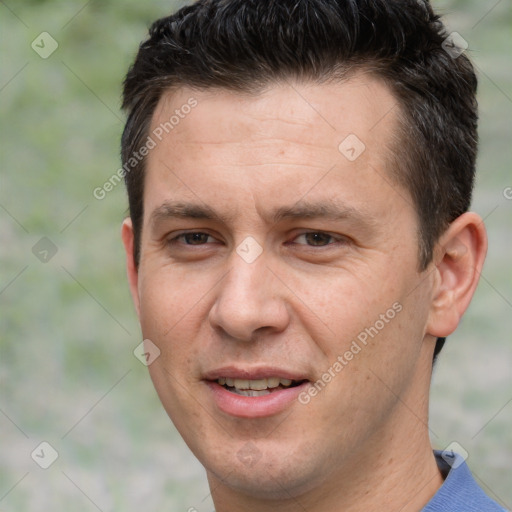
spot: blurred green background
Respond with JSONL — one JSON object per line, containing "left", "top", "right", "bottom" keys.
{"left": 0, "top": 1, "right": 510, "bottom": 510}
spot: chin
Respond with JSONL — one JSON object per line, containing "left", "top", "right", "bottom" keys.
{"left": 203, "top": 441, "right": 323, "bottom": 500}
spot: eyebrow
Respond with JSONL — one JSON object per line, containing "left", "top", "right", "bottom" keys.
{"left": 270, "top": 201, "right": 371, "bottom": 224}
{"left": 149, "top": 201, "right": 237, "bottom": 229}
{"left": 149, "top": 199, "right": 374, "bottom": 230}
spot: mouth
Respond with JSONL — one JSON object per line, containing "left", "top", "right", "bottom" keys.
{"left": 216, "top": 377, "right": 307, "bottom": 397}
{"left": 204, "top": 368, "right": 310, "bottom": 418}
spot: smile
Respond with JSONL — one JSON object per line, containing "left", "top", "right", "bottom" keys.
{"left": 204, "top": 369, "right": 311, "bottom": 418}
{"left": 217, "top": 377, "right": 305, "bottom": 397}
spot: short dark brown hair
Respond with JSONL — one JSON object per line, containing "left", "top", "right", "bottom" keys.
{"left": 121, "top": 0, "right": 479, "bottom": 359}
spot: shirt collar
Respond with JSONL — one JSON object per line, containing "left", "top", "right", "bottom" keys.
{"left": 421, "top": 450, "right": 506, "bottom": 511}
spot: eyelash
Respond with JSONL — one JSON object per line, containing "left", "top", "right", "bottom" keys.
{"left": 292, "top": 232, "right": 343, "bottom": 247}
{"left": 167, "top": 231, "right": 346, "bottom": 248}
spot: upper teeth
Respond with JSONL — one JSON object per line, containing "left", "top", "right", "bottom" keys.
{"left": 218, "top": 377, "right": 293, "bottom": 390}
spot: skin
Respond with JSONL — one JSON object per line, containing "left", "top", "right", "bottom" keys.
{"left": 122, "top": 74, "right": 487, "bottom": 512}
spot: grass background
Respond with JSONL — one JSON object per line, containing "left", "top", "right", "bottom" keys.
{"left": 0, "top": 0, "right": 510, "bottom": 510}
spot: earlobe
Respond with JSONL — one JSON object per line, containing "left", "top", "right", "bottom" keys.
{"left": 121, "top": 217, "right": 141, "bottom": 318}
{"left": 426, "top": 212, "right": 488, "bottom": 338}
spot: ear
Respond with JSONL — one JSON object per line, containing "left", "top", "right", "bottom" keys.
{"left": 426, "top": 212, "right": 487, "bottom": 338}
{"left": 121, "top": 217, "right": 141, "bottom": 318}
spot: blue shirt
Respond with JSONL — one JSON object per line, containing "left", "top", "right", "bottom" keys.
{"left": 422, "top": 451, "right": 507, "bottom": 511}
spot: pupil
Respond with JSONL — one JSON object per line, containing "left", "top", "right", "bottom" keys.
{"left": 186, "top": 233, "right": 208, "bottom": 244}
{"left": 306, "top": 232, "right": 330, "bottom": 246}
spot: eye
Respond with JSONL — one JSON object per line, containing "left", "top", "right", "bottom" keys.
{"left": 170, "top": 232, "right": 216, "bottom": 245}
{"left": 293, "top": 231, "right": 342, "bottom": 247}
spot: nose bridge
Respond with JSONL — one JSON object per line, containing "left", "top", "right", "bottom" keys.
{"left": 225, "top": 256, "right": 264, "bottom": 303}
{"left": 209, "top": 246, "right": 289, "bottom": 341}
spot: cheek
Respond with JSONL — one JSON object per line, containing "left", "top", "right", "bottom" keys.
{"left": 137, "top": 273, "right": 203, "bottom": 393}
{"left": 293, "top": 267, "right": 402, "bottom": 356}
{"left": 300, "top": 260, "right": 429, "bottom": 402}
{"left": 137, "top": 263, "right": 211, "bottom": 340}
{"left": 136, "top": 264, "right": 228, "bottom": 386}
{"left": 138, "top": 272, "right": 210, "bottom": 426}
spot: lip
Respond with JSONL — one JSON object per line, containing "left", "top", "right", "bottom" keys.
{"left": 205, "top": 381, "right": 309, "bottom": 418}
{"left": 203, "top": 366, "right": 310, "bottom": 419}
{"left": 203, "top": 366, "right": 308, "bottom": 381}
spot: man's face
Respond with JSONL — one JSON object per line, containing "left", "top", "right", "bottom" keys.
{"left": 125, "top": 76, "right": 438, "bottom": 497}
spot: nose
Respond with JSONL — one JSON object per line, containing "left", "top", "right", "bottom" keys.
{"left": 208, "top": 250, "right": 290, "bottom": 342}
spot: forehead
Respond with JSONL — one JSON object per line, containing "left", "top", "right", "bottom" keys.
{"left": 150, "top": 74, "right": 399, "bottom": 154}
{"left": 143, "top": 74, "right": 409, "bottom": 224}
